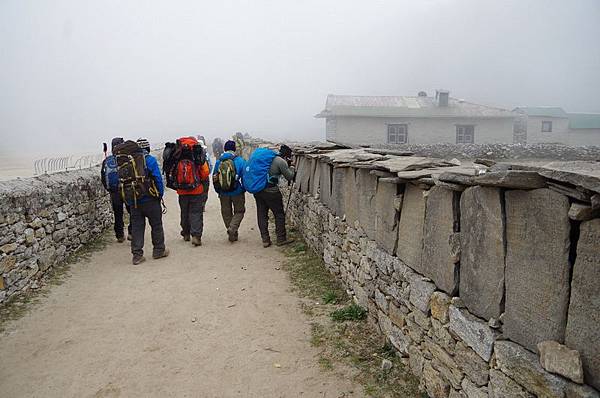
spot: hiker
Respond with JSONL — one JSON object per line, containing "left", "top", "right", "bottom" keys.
{"left": 212, "top": 140, "right": 246, "bottom": 242}
{"left": 114, "top": 139, "right": 168, "bottom": 265}
{"left": 212, "top": 137, "right": 224, "bottom": 159}
{"left": 243, "top": 144, "right": 295, "bottom": 248}
{"left": 100, "top": 137, "right": 132, "bottom": 242}
{"left": 169, "top": 136, "right": 210, "bottom": 246}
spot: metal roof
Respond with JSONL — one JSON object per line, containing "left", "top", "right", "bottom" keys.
{"left": 567, "top": 113, "right": 600, "bottom": 130}
{"left": 513, "top": 107, "right": 569, "bottom": 118}
{"left": 316, "top": 94, "right": 515, "bottom": 119}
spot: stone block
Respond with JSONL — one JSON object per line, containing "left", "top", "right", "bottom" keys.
{"left": 375, "top": 289, "right": 388, "bottom": 312}
{"left": 423, "top": 361, "right": 450, "bottom": 398}
{"left": 1, "top": 243, "right": 17, "bottom": 253}
{"left": 488, "top": 369, "right": 533, "bottom": 398}
{"left": 566, "top": 384, "right": 600, "bottom": 398}
{"left": 566, "top": 219, "right": 600, "bottom": 390}
{"left": 430, "top": 291, "right": 451, "bottom": 323}
{"left": 297, "top": 157, "right": 311, "bottom": 193}
{"left": 494, "top": 340, "right": 568, "bottom": 398}
{"left": 461, "top": 378, "right": 488, "bottom": 398}
{"left": 408, "top": 345, "right": 425, "bottom": 378}
{"left": 455, "top": 341, "right": 489, "bottom": 387}
{"left": 388, "top": 302, "right": 406, "bottom": 328}
{"left": 424, "top": 338, "right": 463, "bottom": 389}
{"left": 504, "top": 188, "right": 571, "bottom": 352}
{"left": 459, "top": 186, "right": 505, "bottom": 320}
{"left": 0, "top": 255, "right": 16, "bottom": 273}
{"left": 319, "top": 162, "right": 332, "bottom": 207}
{"left": 343, "top": 167, "right": 359, "bottom": 225}
{"left": 397, "top": 184, "right": 426, "bottom": 271}
{"left": 356, "top": 169, "right": 378, "bottom": 241}
{"left": 538, "top": 340, "right": 584, "bottom": 384}
{"left": 473, "top": 170, "right": 546, "bottom": 189}
{"left": 421, "top": 186, "right": 459, "bottom": 294}
{"left": 308, "top": 158, "right": 318, "bottom": 196}
{"left": 409, "top": 275, "right": 436, "bottom": 313}
{"left": 374, "top": 180, "right": 399, "bottom": 254}
{"left": 330, "top": 167, "right": 346, "bottom": 216}
{"left": 448, "top": 306, "right": 496, "bottom": 361}
{"left": 569, "top": 202, "right": 596, "bottom": 221}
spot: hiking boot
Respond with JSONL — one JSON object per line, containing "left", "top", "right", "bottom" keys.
{"left": 132, "top": 255, "right": 146, "bottom": 265}
{"left": 182, "top": 234, "right": 191, "bottom": 242}
{"left": 262, "top": 240, "right": 272, "bottom": 248}
{"left": 127, "top": 233, "right": 132, "bottom": 241}
{"left": 227, "top": 230, "right": 236, "bottom": 243}
{"left": 153, "top": 248, "right": 170, "bottom": 259}
{"left": 192, "top": 236, "right": 202, "bottom": 246}
{"left": 117, "top": 236, "right": 125, "bottom": 243}
{"left": 276, "top": 238, "right": 295, "bottom": 247}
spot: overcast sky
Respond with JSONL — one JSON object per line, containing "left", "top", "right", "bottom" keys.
{"left": 1, "top": 0, "right": 599, "bottom": 156}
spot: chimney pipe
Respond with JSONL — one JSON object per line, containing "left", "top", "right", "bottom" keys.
{"left": 436, "top": 89, "right": 449, "bottom": 107}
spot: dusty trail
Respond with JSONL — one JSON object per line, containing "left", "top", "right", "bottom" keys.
{"left": 0, "top": 191, "right": 357, "bottom": 397}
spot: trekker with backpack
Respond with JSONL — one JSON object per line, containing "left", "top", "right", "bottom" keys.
{"left": 242, "top": 144, "right": 295, "bottom": 248}
{"left": 101, "top": 137, "right": 132, "bottom": 242}
{"left": 113, "top": 139, "right": 168, "bottom": 265}
{"left": 212, "top": 140, "right": 246, "bottom": 242}
{"left": 164, "top": 136, "right": 210, "bottom": 247}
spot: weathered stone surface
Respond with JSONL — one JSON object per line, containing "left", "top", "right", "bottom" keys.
{"left": 330, "top": 167, "right": 346, "bottom": 216}
{"left": 430, "top": 291, "right": 451, "bottom": 324}
{"left": 568, "top": 202, "right": 596, "bottom": 221}
{"left": 455, "top": 341, "right": 489, "bottom": 387}
{"left": 538, "top": 340, "right": 584, "bottom": 384}
{"left": 488, "top": 369, "right": 534, "bottom": 398}
{"left": 374, "top": 180, "right": 399, "bottom": 254}
{"left": 494, "top": 340, "right": 568, "bottom": 398}
{"left": 308, "top": 158, "right": 319, "bottom": 196}
{"left": 297, "top": 156, "right": 311, "bottom": 193}
{"left": 448, "top": 306, "right": 496, "bottom": 361}
{"left": 423, "top": 361, "right": 450, "bottom": 398}
{"left": 566, "top": 383, "right": 600, "bottom": 398}
{"left": 397, "top": 184, "right": 426, "bottom": 271}
{"left": 1, "top": 243, "right": 18, "bottom": 254}
{"left": 504, "top": 188, "right": 571, "bottom": 352}
{"left": 566, "top": 218, "right": 600, "bottom": 390}
{"left": 424, "top": 338, "right": 463, "bottom": 389}
{"left": 421, "top": 186, "right": 459, "bottom": 294}
{"left": 409, "top": 275, "right": 436, "bottom": 313}
{"left": 319, "top": 162, "right": 332, "bottom": 207}
{"left": 343, "top": 167, "right": 359, "bottom": 225}
{"left": 461, "top": 377, "right": 488, "bottom": 398}
{"left": 473, "top": 170, "right": 546, "bottom": 189}
{"left": 460, "top": 186, "right": 505, "bottom": 320}
{"left": 356, "top": 169, "right": 378, "bottom": 241}
{"left": 388, "top": 301, "right": 406, "bottom": 327}
{"left": 524, "top": 161, "right": 600, "bottom": 194}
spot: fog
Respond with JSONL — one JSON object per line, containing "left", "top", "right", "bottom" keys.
{"left": 1, "top": 0, "right": 599, "bottom": 157}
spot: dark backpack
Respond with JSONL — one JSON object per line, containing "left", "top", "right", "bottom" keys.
{"left": 114, "top": 140, "right": 158, "bottom": 206}
{"left": 165, "top": 137, "right": 207, "bottom": 190}
{"left": 103, "top": 155, "right": 120, "bottom": 192}
{"left": 215, "top": 157, "right": 237, "bottom": 192}
{"left": 162, "top": 142, "right": 178, "bottom": 189}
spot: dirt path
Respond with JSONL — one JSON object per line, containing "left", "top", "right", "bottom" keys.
{"left": 0, "top": 191, "right": 358, "bottom": 397}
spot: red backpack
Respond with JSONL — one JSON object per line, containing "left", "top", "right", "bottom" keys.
{"left": 167, "top": 137, "right": 206, "bottom": 190}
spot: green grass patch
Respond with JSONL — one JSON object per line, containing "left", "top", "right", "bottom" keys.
{"left": 331, "top": 304, "right": 367, "bottom": 322}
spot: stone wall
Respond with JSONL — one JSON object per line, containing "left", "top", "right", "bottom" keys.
{"left": 285, "top": 147, "right": 600, "bottom": 397}
{"left": 0, "top": 168, "right": 112, "bottom": 303}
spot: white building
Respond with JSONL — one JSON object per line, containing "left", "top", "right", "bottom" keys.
{"left": 315, "top": 91, "right": 516, "bottom": 145}
{"left": 514, "top": 107, "right": 600, "bottom": 146}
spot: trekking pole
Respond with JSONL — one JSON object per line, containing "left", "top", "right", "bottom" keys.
{"left": 284, "top": 155, "right": 299, "bottom": 215}
{"left": 103, "top": 142, "right": 108, "bottom": 158}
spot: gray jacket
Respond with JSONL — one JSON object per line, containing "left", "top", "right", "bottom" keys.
{"left": 265, "top": 156, "right": 295, "bottom": 192}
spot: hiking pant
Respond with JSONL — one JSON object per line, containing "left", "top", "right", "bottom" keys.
{"left": 179, "top": 194, "right": 208, "bottom": 238}
{"left": 254, "top": 189, "right": 286, "bottom": 243}
{"left": 130, "top": 198, "right": 165, "bottom": 258}
{"left": 219, "top": 193, "right": 246, "bottom": 233}
{"left": 110, "top": 191, "right": 132, "bottom": 239}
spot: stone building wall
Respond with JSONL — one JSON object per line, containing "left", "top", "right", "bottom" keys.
{"left": 284, "top": 148, "right": 600, "bottom": 397}
{"left": 0, "top": 168, "right": 112, "bottom": 304}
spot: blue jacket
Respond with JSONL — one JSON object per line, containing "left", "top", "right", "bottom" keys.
{"left": 212, "top": 152, "right": 246, "bottom": 196}
{"left": 127, "top": 154, "right": 164, "bottom": 206}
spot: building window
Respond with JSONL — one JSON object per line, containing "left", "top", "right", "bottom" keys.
{"left": 387, "top": 124, "right": 408, "bottom": 144}
{"left": 541, "top": 121, "right": 552, "bottom": 132}
{"left": 456, "top": 125, "right": 475, "bottom": 144}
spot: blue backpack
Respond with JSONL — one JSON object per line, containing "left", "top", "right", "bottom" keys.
{"left": 242, "top": 148, "right": 278, "bottom": 194}
{"left": 104, "top": 155, "right": 120, "bottom": 191}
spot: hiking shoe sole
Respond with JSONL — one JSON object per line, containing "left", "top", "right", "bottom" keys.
{"left": 262, "top": 241, "right": 272, "bottom": 248}
{"left": 276, "top": 239, "right": 295, "bottom": 247}
{"left": 132, "top": 256, "right": 146, "bottom": 265}
{"left": 153, "top": 249, "right": 170, "bottom": 259}
{"left": 192, "top": 237, "right": 202, "bottom": 246}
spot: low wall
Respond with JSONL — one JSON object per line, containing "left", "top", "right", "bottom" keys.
{"left": 285, "top": 147, "right": 600, "bottom": 397}
{"left": 0, "top": 168, "right": 112, "bottom": 303}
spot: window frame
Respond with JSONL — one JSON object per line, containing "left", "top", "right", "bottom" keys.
{"left": 456, "top": 125, "right": 475, "bottom": 144}
{"left": 541, "top": 121, "right": 553, "bottom": 133}
{"left": 387, "top": 124, "right": 408, "bottom": 144}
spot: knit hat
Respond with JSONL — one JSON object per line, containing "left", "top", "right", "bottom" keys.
{"left": 224, "top": 140, "right": 236, "bottom": 152}
{"left": 137, "top": 138, "right": 150, "bottom": 151}
{"left": 111, "top": 137, "right": 124, "bottom": 151}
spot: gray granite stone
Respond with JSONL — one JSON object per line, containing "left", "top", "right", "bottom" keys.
{"left": 448, "top": 306, "right": 496, "bottom": 361}
{"left": 374, "top": 180, "right": 399, "bottom": 254}
{"left": 397, "top": 184, "right": 426, "bottom": 271}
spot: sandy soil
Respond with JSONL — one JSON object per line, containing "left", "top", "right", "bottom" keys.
{"left": 0, "top": 191, "right": 358, "bottom": 398}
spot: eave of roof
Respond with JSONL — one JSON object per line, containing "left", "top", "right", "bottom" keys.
{"left": 514, "top": 107, "right": 568, "bottom": 118}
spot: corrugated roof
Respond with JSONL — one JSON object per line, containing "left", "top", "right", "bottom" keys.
{"left": 568, "top": 113, "right": 600, "bottom": 129}
{"left": 316, "top": 94, "right": 515, "bottom": 119}
{"left": 513, "top": 107, "right": 568, "bottom": 118}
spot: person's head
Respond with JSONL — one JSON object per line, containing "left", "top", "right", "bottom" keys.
{"left": 224, "top": 140, "right": 236, "bottom": 152}
{"left": 279, "top": 144, "right": 292, "bottom": 160}
{"left": 137, "top": 138, "right": 150, "bottom": 153}
{"left": 111, "top": 137, "right": 124, "bottom": 151}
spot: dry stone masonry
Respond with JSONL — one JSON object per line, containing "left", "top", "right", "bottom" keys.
{"left": 0, "top": 168, "right": 111, "bottom": 303}
{"left": 285, "top": 142, "right": 600, "bottom": 397}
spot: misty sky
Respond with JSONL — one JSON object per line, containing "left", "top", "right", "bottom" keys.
{"left": 1, "top": 0, "right": 599, "bottom": 156}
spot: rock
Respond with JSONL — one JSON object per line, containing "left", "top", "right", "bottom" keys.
{"left": 473, "top": 170, "right": 546, "bottom": 189}
{"left": 408, "top": 345, "right": 425, "bottom": 378}
{"left": 439, "top": 172, "right": 476, "bottom": 186}
{"left": 566, "top": 383, "right": 600, "bottom": 398}
{"left": 488, "top": 318, "right": 500, "bottom": 329}
{"left": 430, "top": 291, "right": 451, "bottom": 323}
{"left": 329, "top": 167, "right": 346, "bottom": 217}
{"left": 461, "top": 377, "right": 488, "bottom": 398}
{"left": 34, "top": 227, "right": 46, "bottom": 239}
{"left": 388, "top": 302, "right": 406, "bottom": 327}
{"left": 409, "top": 275, "right": 436, "bottom": 313}
{"left": 451, "top": 296, "right": 466, "bottom": 308}
{"left": 494, "top": 340, "right": 568, "bottom": 398}
{"left": 547, "top": 181, "right": 592, "bottom": 202}
{"left": 421, "top": 186, "right": 459, "bottom": 294}
{"left": 488, "top": 369, "right": 534, "bottom": 398}
{"left": 568, "top": 202, "right": 596, "bottom": 221}
{"left": 319, "top": 162, "right": 332, "bottom": 207}
{"left": 356, "top": 169, "right": 378, "bottom": 240}
{"left": 448, "top": 306, "right": 496, "bottom": 361}
{"left": 57, "top": 212, "right": 67, "bottom": 222}
{"left": 459, "top": 186, "right": 505, "bottom": 320}
{"left": 565, "top": 219, "right": 600, "bottom": 389}
{"left": 381, "top": 358, "right": 393, "bottom": 371}
{"left": 504, "top": 188, "right": 571, "bottom": 352}
{"left": 423, "top": 361, "right": 450, "bottom": 398}
{"left": 374, "top": 181, "right": 400, "bottom": 254}
{"left": 523, "top": 161, "right": 600, "bottom": 194}
{"left": 454, "top": 341, "right": 489, "bottom": 387}
{"left": 1, "top": 243, "right": 18, "bottom": 253}
{"left": 0, "top": 255, "right": 16, "bottom": 273}
{"left": 343, "top": 167, "right": 359, "bottom": 225}
{"left": 309, "top": 158, "right": 320, "bottom": 197}
{"left": 538, "top": 340, "right": 584, "bottom": 384}
{"left": 374, "top": 289, "right": 388, "bottom": 312}
{"left": 424, "top": 338, "right": 463, "bottom": 389}
{"left": 0, "top": 276, "right": 4, "bottom": 290}
{"left": 397, "top": 184, "right": 426, "bottom": 271}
